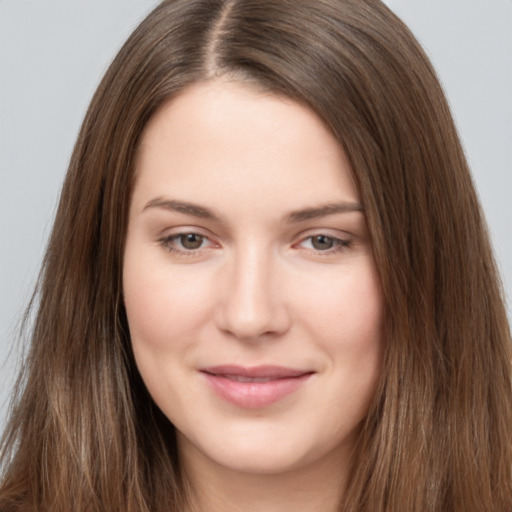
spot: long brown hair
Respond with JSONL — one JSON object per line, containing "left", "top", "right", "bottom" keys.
{"left": 1, "top": 1, "right": 511, "bottom": 510}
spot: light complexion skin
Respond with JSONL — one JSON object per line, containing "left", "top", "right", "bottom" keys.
{"left": 123, "top": 80, "right": 384, "bottom": 512}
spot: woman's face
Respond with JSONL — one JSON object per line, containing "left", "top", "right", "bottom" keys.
{"left": 123, "top": 80, "right": 383, "bottom": 478}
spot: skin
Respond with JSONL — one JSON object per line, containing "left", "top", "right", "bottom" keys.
{"left": 123, "top": 80, "right": 384, "bottom": 512}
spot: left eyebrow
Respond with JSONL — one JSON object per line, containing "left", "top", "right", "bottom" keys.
{"left": 285, "top": 202, "right": 363, "bottom": 223}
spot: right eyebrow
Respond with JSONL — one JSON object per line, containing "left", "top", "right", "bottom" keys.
{"left": 141, "top": 197, "right": 222, "bottom": 222}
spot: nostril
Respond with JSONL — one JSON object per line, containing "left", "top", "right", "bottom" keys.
{"left": 215, "top": 296, "right": 290, "bottom": 341}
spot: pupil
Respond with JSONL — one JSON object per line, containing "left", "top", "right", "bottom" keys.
{"left": 312, "top": 235, "right": 334, "bottom": 250}
{"left": 181, "top": 233, "right": 203, "bottom": 249}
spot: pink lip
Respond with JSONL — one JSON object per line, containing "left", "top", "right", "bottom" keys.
{"left": 200, "top": 365, "right": 314, "bottom": 409}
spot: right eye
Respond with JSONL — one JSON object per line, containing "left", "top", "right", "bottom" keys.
{"left": 159, "top": 232, "right": 214, "bottom": 254}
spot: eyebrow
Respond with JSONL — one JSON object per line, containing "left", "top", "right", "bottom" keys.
{"left": 285, "top": 202, "right": 363, "bottom": 223}
{"left": 142, "top": 197, "right": 221, "bottom": 221}
{"left": 142, "top": 197, "right": 363, "bottom": 223}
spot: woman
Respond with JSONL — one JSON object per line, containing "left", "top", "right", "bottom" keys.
{"left": 1, "top": 0, "right": 511, "bottom": 510}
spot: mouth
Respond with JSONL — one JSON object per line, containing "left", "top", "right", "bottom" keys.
{"left": 199, "top": 365, "right": 314, "bottom": 409}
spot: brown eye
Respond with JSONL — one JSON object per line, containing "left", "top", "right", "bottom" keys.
{"left": 311, "top": 235, "right": 335, "bottom": 250}
{"left": 179, "top": 233, "right": 204, "bottom": 250}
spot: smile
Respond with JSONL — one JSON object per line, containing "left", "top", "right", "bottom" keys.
{"left": 200, "top": 365, "right": 314, "bottom": 409}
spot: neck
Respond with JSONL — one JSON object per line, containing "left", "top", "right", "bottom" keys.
{"left": 179, "top": 438, "right": 351, "bottom": 512}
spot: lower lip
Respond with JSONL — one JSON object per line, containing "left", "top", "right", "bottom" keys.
{"left": 202, "top": 373, "right": 312, "bottom": 409}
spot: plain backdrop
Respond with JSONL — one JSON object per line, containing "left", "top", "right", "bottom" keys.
{"left": 1, "top": 0, "right": 511, "bottom": 430}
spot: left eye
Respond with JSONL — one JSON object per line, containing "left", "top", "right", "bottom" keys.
{"left": 299, "top": 234, "right": 350, "bottom": 252}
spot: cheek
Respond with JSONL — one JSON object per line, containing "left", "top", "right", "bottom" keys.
{"left": 122, "top": 256, "right": 209, "bottom": 416}
{"left": 293, "top": 261, "right": 383, "bottom": 344}
{"left": 123, "top": 255, "right": 212, "bottom": 349}
{"left": 294, "top": 261, "right": 384, "bottom": 398}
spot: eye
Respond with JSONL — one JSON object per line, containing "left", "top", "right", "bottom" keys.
{"left": 310, "top": 235, "right": 336, "bottom": 250}
{"left": 159, "top": 232, "right": 213, "bottom": 253}
{"left": 297, "top": 234, "right": 351, "bottom": 253}
{"left": 177, "top": 233, "right": 206, "bottom": 250}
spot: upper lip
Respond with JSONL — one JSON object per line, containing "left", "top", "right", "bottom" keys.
{"left": 200, "top": 365, "right": 313, "bottom": 379}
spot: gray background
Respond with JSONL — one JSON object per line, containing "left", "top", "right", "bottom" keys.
{"left": 1, "top": 0, "right": 511, "bottom": 430}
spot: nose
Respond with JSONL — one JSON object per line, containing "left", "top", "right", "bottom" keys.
{"left": 215, "top": 245, "right": 290, "bottom": 341}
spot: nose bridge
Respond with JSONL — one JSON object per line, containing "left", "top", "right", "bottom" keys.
{"left": 217, "top": 240, "right": 288, "bottom": 340}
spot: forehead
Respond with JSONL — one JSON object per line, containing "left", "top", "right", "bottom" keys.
{"left": 133, "top": 79, "right": 359, "bottom": 215}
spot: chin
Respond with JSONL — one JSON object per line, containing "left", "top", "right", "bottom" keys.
{"left": 177, "top": 420, "right": 352, "bottom": 477}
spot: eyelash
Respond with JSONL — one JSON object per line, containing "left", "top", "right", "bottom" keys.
{"left": 158, "top": 232, "right": 352, "bottom": 257}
